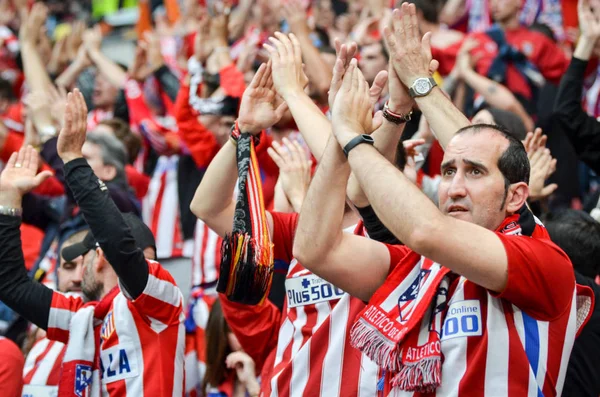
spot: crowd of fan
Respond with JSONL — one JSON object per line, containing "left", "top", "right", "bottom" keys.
{"left": 1, "top": 0, "right": 600, "bottom": 396}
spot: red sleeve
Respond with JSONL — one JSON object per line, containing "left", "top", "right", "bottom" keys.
{"left": 124, "top": 79, "right": 155, "bottom": 130}
{"left": 0, "top": 338, "right": 24, "bottom": 397}
{"left": 129, "top": 260, "right": 183, "bottom": 326}
{"left": 220, "top": 294, "right": 281, "bottom": 374}
{"left": 0, "top": 131, "right": 23, "bottom": 162}
{"left": 219, "top": 64, "right": 246, "bottom": 98}
{"left": 269, "top": 211, "right": 299, "bottom": 264}
{"left": 534, "top": 35, "right": 569, "bottom": 84}
{"left": 174, "top": 82, "right": 221, "bottom": 168}
{"left": 125, "top": 165, "right": 150, "bottom": 200}
{"left": 385, "top": 244, "right": 413, "bottom": 275}
{"left": 493, "top": 234, "right": 575, "bottom": 321}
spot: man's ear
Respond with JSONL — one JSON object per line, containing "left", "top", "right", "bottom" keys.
{"left": 506, "top": 182, "right": 529, "bottom": 213}
{"left": 95, "top": 247, "right": 107, "bottom": 272}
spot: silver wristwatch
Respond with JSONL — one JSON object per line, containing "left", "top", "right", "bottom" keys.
{"left": 0, "top": 205, "right": 22, "bottom": 217}
{"left": 409, "top": 77, "right": 437, "bottom": 98}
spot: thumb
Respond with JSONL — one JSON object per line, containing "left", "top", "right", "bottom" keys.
{"left": 429, "top": 59, "right": 440, "bottom": 75}
{"left": 33, "top": 170, "right": 53, "bottom": 187}
{"left": 371, "top": 111, "right": 384, "bottom": 132}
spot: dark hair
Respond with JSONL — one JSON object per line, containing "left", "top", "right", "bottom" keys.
{"left": 482, "top": 107, "right": 527, "bottom": 141}
{"left": 98, "top": 118, "right": 142, "bottom": 164}
{"left": 0, "top": 78, "right": 14, "bottom": 101}
{"left": 202, "top": 300, "right": 232, "bottom": 393}
{"left": 407, "top": 0, "right": 440, "bottom": 23}
{"left": 530, "top": 23, "right": 557, "bottom": 42}
{"left": 455, "top": 124, "right": 530, "bottom": 207}
{"left": 542, "top": 209, "right": 600, "bottom": 278}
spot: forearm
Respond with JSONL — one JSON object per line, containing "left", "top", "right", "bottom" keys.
{"left": 283, "top": 90, "right": 331, "bottom": 160}
{"left": 88, "top": 50, "right": 127, "bottom": 88}
{"left": 347, "top": 119, "right": 406, "bottom": 207}
{"left": 573, "top": 36, "right": 597, "bottom": 61}
{"left": 228, "top": 0, "right": 253, "bottom": 40}
{"left": 294, "top": 136, "right": 350, "bottom": 269}
{"left": 0, "top": 215, "right": 53, "bottom": 330}
{"left": 21, "top": 42, "right": 53, "bottom": 92}
{"left": 55, "top": 61, "right": 87, "bottom": 88}
{"left": 347, "top": 143, "right": 443, "bottom": 248}
{"left": 190, "top": 140, "right": 237, "bottom": 236}
{"left": 414, "top": 87, "right": 470, "bottom": 150}
{"left": 153, "top": 65, "right": 180, "bottom": 102}
{"left": 295, "top": 34, "right": 333, "bottom": 97}
{"left": 64, "top": 158, "right": 148, "bottom": 298}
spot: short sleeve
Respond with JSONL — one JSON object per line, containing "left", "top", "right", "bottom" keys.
{"left": 0, "top": 338, "right": 24, "bottom": 397}
{"left": 494, "top": 234, "right": 575, "bottom": 321}
{"left": 129, "top": 260, "right": 184, "bottom": 327}
{"left": 47, "top": 292, "right": 85, "bottom": 344}
{"left": 385, "top": 244, "right": 412, "bottom": 276}
{"left": 269, "top": 211, "right": 299, "bottom": 265}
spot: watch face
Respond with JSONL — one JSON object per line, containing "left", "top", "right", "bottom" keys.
{"left": 414, "top": 79, "right": 432, "bottom": 95}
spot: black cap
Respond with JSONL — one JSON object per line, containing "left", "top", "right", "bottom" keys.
{"left": 61, "top": 213, "right": 156, "bottom": 262}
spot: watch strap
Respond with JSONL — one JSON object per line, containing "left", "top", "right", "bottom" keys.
{"left": 343, "top": 134, "right": 375, "bottom": 158}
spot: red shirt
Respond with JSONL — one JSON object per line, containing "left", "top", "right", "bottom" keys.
{"left": 0, "top": 337, "right": 24, "bottom": 397}
{"left": 380, "top": 217, "right": 581, "bottom": 396}
{"left": 469, "top": 27, "right": 569, "bottom": 100}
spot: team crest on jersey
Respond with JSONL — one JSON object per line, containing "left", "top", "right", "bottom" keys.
{"left": 397, "top": 269, "right": 431, "bottom": 322}
{"left": 75, "top": 364, "right": 93, "bottom": 397}
{"left": 100, "top": 312, "right": 115, "bottom": 342}
{"left": 521, "top": 42, "right": 534, "bottom": 56}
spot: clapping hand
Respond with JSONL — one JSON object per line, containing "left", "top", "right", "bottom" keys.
{"left": 331, "top": 59, "right": 373, "bottom": 147}
{"left": 268, "top": 138, "right": 312, "bottom": 212}
{"left": 0, "top": 146, "right": 53, "bottom": 202}
{"left": 578, "top": 0, "right": 600, "bottom": 41}
{"left": 528, "top": 148, "right": 558, "bottom": 201}
{"left": 384, "top": 2, "right": 434, "bottom": 88}
{"left": 57, "top": 89, "right": 89, "bottom": 163}
{"left": 263, "top": 32, "right": 309, "bottom": 99}
{"left": 237, "top": 62, "right": 288, "bottom": 135}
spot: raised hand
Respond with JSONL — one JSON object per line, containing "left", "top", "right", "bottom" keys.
{"left": 142, "top": 31, "right": 165, "bottom": 72}
{"left": 19, "top": 2, "right": 48, "bottom": 44}
{"left": 0, "top": 146, "right": 53, "bottom": 199}
{"left": 528, "top": 148, "right": 558, "bottom": 201}
{"left": 193, "top": 13, "right": 212, "bottom": 63}
{"left": 331, "top": 58, "right": 373, "bottom": 146}
{"left": 328, "top": 38, "right": 358, "bottom": 109}
{"left": 578, "top": 0, "right": 600, "bottom": 40}
{"left": 57, "top": 89, "right": 89, "bottom": 163}
{"left": 267, "top": 138, "right": 312, "bottom": 211}
{"left": 83, "top": 26, "right": 103, "bottom": 54}
{"left": 522, "top": 127, "right": 547, "bottom": 159}
{"left": 237, "top": 62, "right": 288, "bottom": 134}
{"left": 263, "top": 32, "right": 309, "bottom": 99}
{"left": 384, "top": 2, "right": 434, "bottom": 87}
{"left": 282, "top": 0, "right": 310, "bottom": 37}
{"left": 128, "top": 43, "right": 152, "bottom": 82}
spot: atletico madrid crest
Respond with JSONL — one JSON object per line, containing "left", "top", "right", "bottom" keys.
{"left": 75, "top": 364, "right": 93, "bottom": 397}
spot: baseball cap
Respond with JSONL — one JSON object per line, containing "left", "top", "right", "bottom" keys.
{"left": 61, "top": 213, "right": 156, "bottom": 262}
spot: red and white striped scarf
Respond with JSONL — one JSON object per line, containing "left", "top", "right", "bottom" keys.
{"left": 58, "top": 287, "right": 119, "bottom": 397}
{"left": 350, "top": 216, "right": 527, "bottom": 393}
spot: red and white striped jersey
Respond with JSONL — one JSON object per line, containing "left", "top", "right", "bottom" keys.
{"left": 23, "top": 338, "right": 65, "bottom": 386}
{"left": 227, "top": 212, "right": 383, "bottom": 397}
{"left": 46, "top": 260, "right": 186, "bottom": 396}
{"left": 142, "top": 155, "right": 184, "bottom": 259}
{"left": 191, "top": 219, "right": 221, "bottom": 287}
{"left": 184, "top": 289, "right": 218, "bottom": 397}
{"left": 379, "top": 223, "right": 583, "bottom": 396}
{"left": 87, "top": 109, "right": 114, "bottom": 131}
